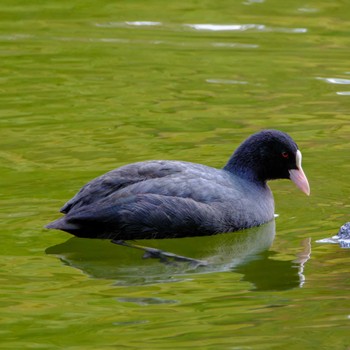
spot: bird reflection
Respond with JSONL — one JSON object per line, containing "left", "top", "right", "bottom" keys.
{"left": 46, "top": 220, "right": 310, "bottom": 290}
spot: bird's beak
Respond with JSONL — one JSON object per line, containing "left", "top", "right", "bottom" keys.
{"left": 289, "top": 150, "right": 310, "bottom": 196}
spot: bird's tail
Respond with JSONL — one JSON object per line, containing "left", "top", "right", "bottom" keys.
{"left": 45, "top": 217, "right": 80, "bottom": 234}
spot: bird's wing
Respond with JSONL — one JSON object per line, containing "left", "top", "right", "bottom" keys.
{"left": 60, "top": 160, "right": 187, "bottom": 213}
{"left": 59, "top": 192, "right": 228, "bottom": 239}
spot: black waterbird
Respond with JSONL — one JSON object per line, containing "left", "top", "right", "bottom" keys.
{"left": 46, "top": 130, "right": 310, "bottom": 262}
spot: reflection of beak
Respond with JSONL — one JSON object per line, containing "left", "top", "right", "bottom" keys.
{"left": 289, "top": 150, "right": 310, "bottom": 196}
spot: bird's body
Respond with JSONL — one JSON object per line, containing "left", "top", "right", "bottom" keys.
{"left": 52, "top": 160, "right": 274, "bottom": 239}
{"left": 46, "top": 130, "right": 310, "bottom": 240}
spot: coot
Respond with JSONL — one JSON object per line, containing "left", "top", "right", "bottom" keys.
{"left": 46, "top": 129, "right": 310, "bottom": 240}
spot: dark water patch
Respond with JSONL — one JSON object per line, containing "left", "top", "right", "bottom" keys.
{"left": 117, "top": 297, "right": 179, "bottom": 305}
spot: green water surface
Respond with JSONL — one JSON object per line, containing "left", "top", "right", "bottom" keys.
{"left": 1, "top": 0, "right": 350, "bottom": 349}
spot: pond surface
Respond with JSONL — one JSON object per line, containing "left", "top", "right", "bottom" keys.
{"left": 1, "top": 0, "right": 350, "bottom": 349}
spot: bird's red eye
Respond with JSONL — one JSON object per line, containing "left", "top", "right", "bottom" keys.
{"left": 282, "top": 152, "right": 289, "bottom": 158}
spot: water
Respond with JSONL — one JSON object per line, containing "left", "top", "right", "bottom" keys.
{"left": 1, "top": 0, "right": 350, "bottom": 349}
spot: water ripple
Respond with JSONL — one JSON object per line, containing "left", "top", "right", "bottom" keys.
{"left": 317, "top": 236, "right": 350, "bottom": 248}
{"left": 95, "top": 21, "right": 161, "bottom": 28}
{"left": 336, "top": 91, "right": 350, "bottom": 96}
{"left": 243, "top": 0, "right": 265, "bottom": 5}
{"left": 298, "top": 7, "right": 319, "bottom": 13}
{"left": 185, "top": 23, "right": 265, "bottom": 31}
{"left": 125, "top": 21, "right": 162, "bottom": 27}
{"left": 0, "top": 34, "right": 33, "bottom": 41}
{"left": 52, "top": 37, "right": 259, "bottom": 49}
{"left": 0, "top": 31, "right": 258, "bottom": 51}
{"left": 185, "top": 23, "right": 307, "bottom": 33}
{"left": 117, "top": 297, "right": 179, "bottom": 305}
{"left": 211, "top": 42, "right": 259, "bottom": 49}
{"left": 317, "top": 77, "right": 350, "bottom": 85}
{"left": 94, "top": 21, "right": 307, "bottom": 34}
{"left": 206, "top": 79, "right": 249, "bottom": 85}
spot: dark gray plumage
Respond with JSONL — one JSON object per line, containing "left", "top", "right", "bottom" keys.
{"left": 46, "top": 129, "right": 310, "bottom": 240}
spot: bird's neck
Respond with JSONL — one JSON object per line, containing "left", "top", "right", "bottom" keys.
{"left": 223, "top": 150, "right": 266, "bottom": 184}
